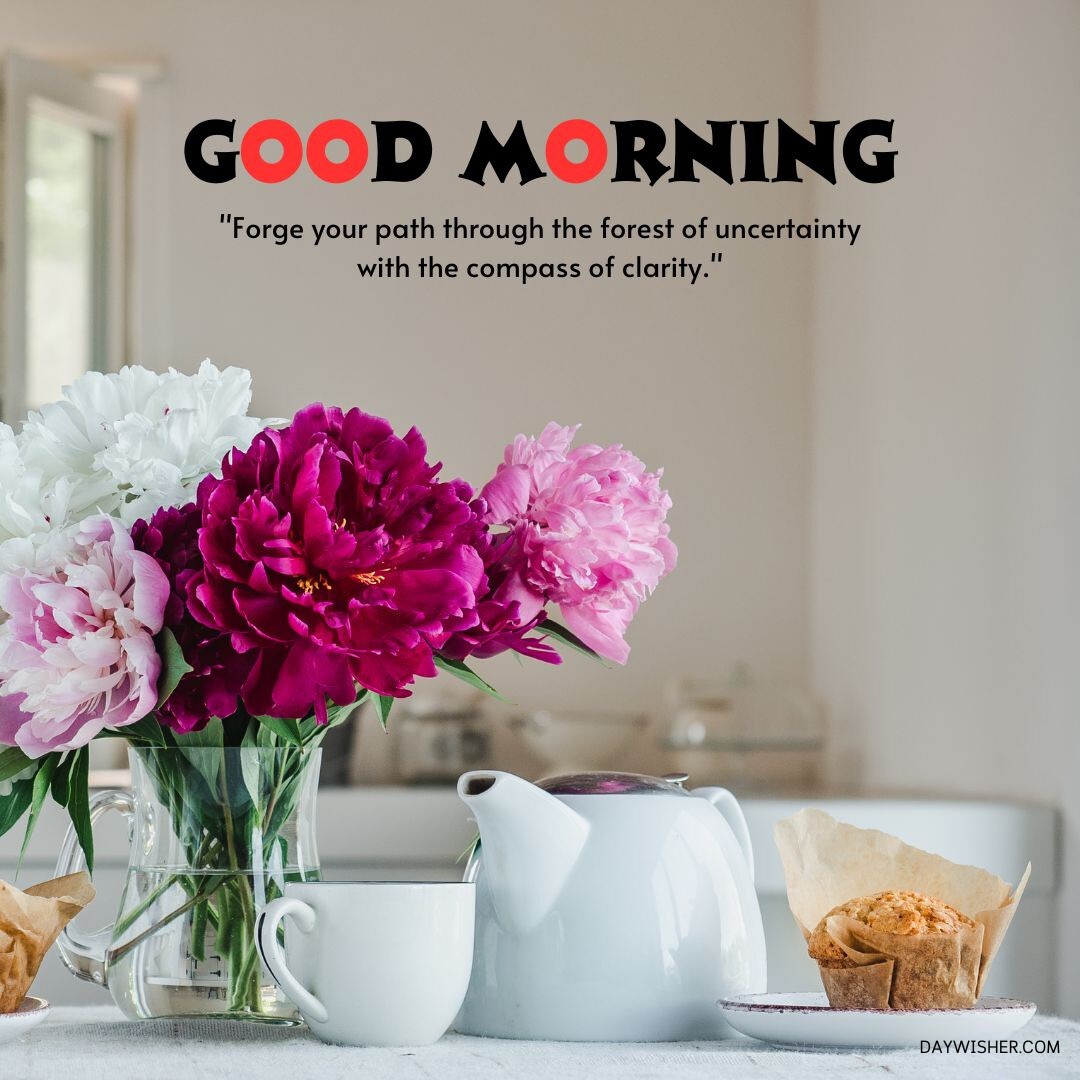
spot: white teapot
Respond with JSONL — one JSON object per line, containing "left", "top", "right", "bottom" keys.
{"left": 456, "top": 770, "right": 766, "bottom": 1040}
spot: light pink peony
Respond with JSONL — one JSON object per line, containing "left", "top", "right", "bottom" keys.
{"left": 0, "top": 516, "right": 169, "bottom": 757}
{"left": 480, "top": 423, "right": 677, "bottom": 664}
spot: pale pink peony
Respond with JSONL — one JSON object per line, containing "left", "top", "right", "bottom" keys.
{"left": 0, "top": 516, "right": 169, "bottom": 757}
{"left": 480, "top": 423, "right": 677, "bottom": 664}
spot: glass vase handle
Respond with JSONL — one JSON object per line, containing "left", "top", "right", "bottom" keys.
{"left": 53, "top": 788, "right": 135, "bottom": 987}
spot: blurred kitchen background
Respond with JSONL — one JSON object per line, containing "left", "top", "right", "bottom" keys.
{"left": 0, "top": 1, "right": 1077, "bottom": 1016}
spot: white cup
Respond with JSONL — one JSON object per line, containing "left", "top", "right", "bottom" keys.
{"left": 257, "top": 881, "right": 475, "bottom": 1046}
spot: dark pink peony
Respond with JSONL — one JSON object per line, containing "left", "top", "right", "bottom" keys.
{"left": 187, "top": 405, "right": 486, "bottom": 720}
{"left": 438, "top": 529, "right": 561, "bottom": 665}
{"left": 132, "top": 505, "right": 249, "bottom": 733}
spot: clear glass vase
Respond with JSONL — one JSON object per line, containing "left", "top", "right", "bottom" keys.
{"left": 55, "top": 746, "right": 322, "bottom": 1023}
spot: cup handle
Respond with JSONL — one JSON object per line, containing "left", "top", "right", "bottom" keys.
{"left": 256, "top": 897, "right": 328, "bottom": 1023}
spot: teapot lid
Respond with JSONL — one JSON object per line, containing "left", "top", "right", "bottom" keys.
{"left": 537, "top": 771, "right": 692, "bottom": 796}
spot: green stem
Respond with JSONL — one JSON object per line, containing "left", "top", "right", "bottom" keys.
{"left": 127, "top": 742, "right": 320, "bottom": 1018}
{"left": 221, "top": 778, "right": 240, "bottom": 871}
{"left": 190, "top": 888, "right": 209, "bottom": 964}
{"left": 217, "top": 745, "right": 264, "bottom": 1014}
{"left": 260, "top": 763, "right": 286, "bottom": 839}
{"left": 233, "top": 873, "right": 262, "bottom": 1012}
{"left": 113, "top": 836, "right": 222, "bottom": 941}
{"left": 113, "top": 872, "right": 183, "bottom": 940}
{"left": 221, "top": 885, "right": 239, "bottom": 1007}
{"left": 110, "top": 875, "right": 226, "bottom": 965}
{"left": 222, "top": 876, "right": 259, "bottom": 1012}
{"left": 217, "top": 883, "right": 234, "bottom": 954}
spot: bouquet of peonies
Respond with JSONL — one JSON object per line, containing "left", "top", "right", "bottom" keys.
{"left": 0, "top": 362, "right": 675, "bottom": 1015}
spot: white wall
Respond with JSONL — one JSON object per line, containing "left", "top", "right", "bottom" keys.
{"left": 3, "top": 0, "right": 814, "bottom": 720}
{"left": 810, "top": 0, "right": 1080, "bottom": 1015}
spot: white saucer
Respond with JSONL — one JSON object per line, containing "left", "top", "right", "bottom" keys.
{"left": 0, "top": 996, "right": 51, "bottom": 1044}
{"left": 717, "top": 992, "right": 1036, "bottom": 1049}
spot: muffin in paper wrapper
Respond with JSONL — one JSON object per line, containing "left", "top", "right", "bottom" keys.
{"left": 0, "top": 871, "right": 95, "bottom": 1012}
{"left": 774, "top": 809, "right": 1030, "bottom": 1011}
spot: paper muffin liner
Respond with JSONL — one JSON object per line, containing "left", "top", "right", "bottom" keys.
{"left": 774, "top": 809, "right": 1030, "bottom": 1011}
{"left": 0, "top": 871, "right": 95, "bottom": 1013}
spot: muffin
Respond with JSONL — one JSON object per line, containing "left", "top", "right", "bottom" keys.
{"left": 809, "top": 890, "right": 977, "bottom": 966}
{"left": 775, "top": 809, "right": 1030, "bottom": 1012}
{"left": 807, "top": 889, "right": 983, "bottom": 1010}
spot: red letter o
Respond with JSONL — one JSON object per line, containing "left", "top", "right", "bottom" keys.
{"left": 240, "top": 119, "right": 303, "bottom": 183}
{"left": 306, "top": 119, "right": 369, "bottom": 183}
{"left": 545, "top": 119, "right": 607, "bottom": 183}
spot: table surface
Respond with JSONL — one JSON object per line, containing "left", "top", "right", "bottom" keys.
{"left": 5, "top": 1007, "right": 1078, "bottom": 1079}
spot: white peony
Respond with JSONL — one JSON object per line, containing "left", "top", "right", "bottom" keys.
{"left": 17, "top": 360, "right": 267, "bottom": 527}
{"left": 0, "top": 423, "right": 46, "bottom": 539}
{"left": 0, "top": 425, "right": 78, "bottom": 572}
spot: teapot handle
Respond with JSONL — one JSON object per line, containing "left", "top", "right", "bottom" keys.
{"left": 691, "top": 787, "right": 755, "bottom": 883}
{"left": 53, "top": 788, "right": 136, "bottom": 987}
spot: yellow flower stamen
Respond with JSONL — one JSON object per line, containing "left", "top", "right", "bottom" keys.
{"left": 295, "top": 573, "right": 331, "bottom": 595}
{"left": 353, "top": 570, "right": 386, "bottom": 587}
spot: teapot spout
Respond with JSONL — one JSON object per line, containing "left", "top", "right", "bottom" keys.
{"left": 458, "top": 771, "right": 589, "bottom": 935}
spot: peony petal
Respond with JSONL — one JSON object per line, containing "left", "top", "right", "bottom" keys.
{"left": 389, "top": 568, "right": 477, "bottom": 624}
{"left": 350, "top": 640, "right": 436, "bottom": 697}
{"left": 28, "top": 582, "right": 94, "bottom": 616}
{"left": 67, "top": 633, "right": 122, "bottom": 668}
{"left": 479, "top": 465, "right": 530, "bottom": 524}
{"left": 234, "top": 590, "right": 297, "bottom": 642}
{"left": 559, "top": 601, "right": 632, "bottom": 665}
{"left": 130, "top": 551, "right": 170, "bottom": 633}
{"left": 0, "top": 693, "right": 31, "bottom": 750}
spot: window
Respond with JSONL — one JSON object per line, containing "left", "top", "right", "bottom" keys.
{"left": 1, "top": 52, "right": 128, "bottom": 422}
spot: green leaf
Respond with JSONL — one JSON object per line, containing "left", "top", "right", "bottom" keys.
{"left": 18, "top": 754, "right": 59, "bottom": 874}
{"left": 241, "top": 718, "right": 260, "bottom": 748}
{"left": 0, "top": 746, "right": 33, "bottom": 784}
{"left": 113, "top": 715, "right": 169, "bottom": 747}
{"left": 252, "top": 716, "right": 303, "bottom": 747}
{"left": 322, "top": 691, "right": 368, "bottom": 732}
{"left": 434, "top": 655, "right": 507, "bottom": 700}
{"left": 0, "top": 781, "right": 34, "bottom": 841}
{"left": 457, "top": 833, "right": 481, "bottom": 865}
{"left": 290, "top": 692, "right": 368, "bottom": 747}
{"left": 254, "top": 719, "right": 282, "bottom": 749}
{"left": 156, "top": 626, "right": 194, "bottom": 708}
{"left": 263, "top": 770, "right": 305, "bottom": 841}
{"left": 238, "top": 745, "right": 264, "bottom": 827}
{"left": 66, "top": 747, "right": 94, "bottom": 875}
{"left": 374, "top": 694, "right": 394, "bottom": 732}
{"left": 50, "top": 752, "right": 74, "bottom": 808}
{"left": 536, "top": 618, "right": 605, "bottom": 662}
{"left": 294, "top": 716, "right": 319, "bottom": 744}
{"left": 176, "top": 717, "right": 225, "bottom": 749}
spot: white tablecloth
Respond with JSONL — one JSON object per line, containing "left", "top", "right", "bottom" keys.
{"left": 6, "top": 1007, "right": 1078, "bottom": 1079}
